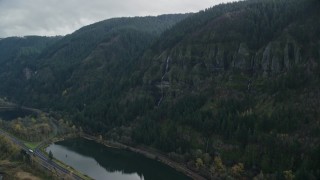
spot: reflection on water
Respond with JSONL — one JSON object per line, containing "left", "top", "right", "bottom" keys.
{"left": 46, "top": 138, "right": 190, "bottom": 180}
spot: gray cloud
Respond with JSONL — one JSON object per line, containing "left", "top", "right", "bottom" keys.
{"left": 0, "top": 0, "right": 237, "bottom": 37}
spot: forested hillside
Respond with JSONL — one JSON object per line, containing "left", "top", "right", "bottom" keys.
{"left": 0, "top": 36, "right": 61, "bottom": 100}
{"left": 0, "top": 14, "right": 189, "bottom": 111}
{"left": 0, "top": 0, "right": 319, "bottom": 179}
{"left": 132, "top": 0, "right": 320, "bottom": 179}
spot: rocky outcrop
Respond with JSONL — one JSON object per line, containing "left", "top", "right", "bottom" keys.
{"left": 284, "top": 41, "right": 301, "bottom": 70}
{"left": 23, "top": 68, "right": 32, "bottom": 80}
{"left": 232, "top": 43, "right": 252, "bottom": 70}
{"left": 253, "top": 39, "right": 301, "bottom": 76}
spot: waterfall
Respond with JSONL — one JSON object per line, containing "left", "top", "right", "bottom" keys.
{"left": 157, "top": 57, "right": 171, "bottom": 106}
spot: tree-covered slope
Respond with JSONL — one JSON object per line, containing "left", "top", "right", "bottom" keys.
{"left": 0, "top": 0, "right": 320, "bottom": 179}
{"left": 0, "top": 14, "right": 190, "bottom": 128}
{"left": 126, "top": 0, "right": 320, "bottom": 179}
{"left": 0, "top": 36, "right": 61, "bottom": 64}
{"left": 0, "top": 36, "right": 61, "bottom": 100}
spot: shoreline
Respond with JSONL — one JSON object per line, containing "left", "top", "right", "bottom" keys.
{"left": 80, "top": 134, "right": 206, "bottom": 180}
{"left": 0, "top": 106, "right": 206, "bottom": 179}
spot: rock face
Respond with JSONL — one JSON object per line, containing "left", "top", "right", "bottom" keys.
{"left": 148, "top": 36, "right": 312, "bottom": 101}
{"left": 260, "top": 42, "right": 281, "bottom": 76}
{"left": 23, "top": 68, "right": 32, "bottom": 80}
{"left": 233, "top": 43, "right": 251, "bottom": 70}
{"left": 284, "top": 41, "right": 301, "bottom": 70}
{"left": 157, "top": 39, "right": 304, "bottom": 79}
{"left": 255, "top": 39, "right": 302, "bottom": 76}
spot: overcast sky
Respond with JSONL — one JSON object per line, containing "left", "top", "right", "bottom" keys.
{"left": 0, "top": 0, "right": 237, "bottom": 38}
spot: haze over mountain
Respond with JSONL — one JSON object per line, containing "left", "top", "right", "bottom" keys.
{"left": 0, "top": 0, "right": 319, "bottom": 179}
{"left": 0, "top": 0, "right": 237, "bottom": 37}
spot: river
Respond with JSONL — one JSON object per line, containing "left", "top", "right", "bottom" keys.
{"left": 46, "top": 138, "right": 191, "bottom": 180}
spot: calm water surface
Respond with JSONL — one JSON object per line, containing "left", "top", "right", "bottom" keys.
{"left": 46, "top": 138, "right": 191, "bottom": 180}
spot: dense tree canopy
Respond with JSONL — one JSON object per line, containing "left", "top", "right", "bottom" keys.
{"left": 0, "top": 0, "right": 320, "bottom": 179}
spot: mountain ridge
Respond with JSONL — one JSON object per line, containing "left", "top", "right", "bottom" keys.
{"left": 0, "top": 0, "right": 320, "bottom": 179}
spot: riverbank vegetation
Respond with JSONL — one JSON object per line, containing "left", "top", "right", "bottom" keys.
{"left": 0, "top": 113, "right": 83, "bottom": 179}
{"left": 0, "top": 111, "right": 79, "bottom": 143}
{"left": 0, "top": 113, "right": 53, "bottom": 142}
{"left": 0, "top": 135, "right": 53, "bottom": 179}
